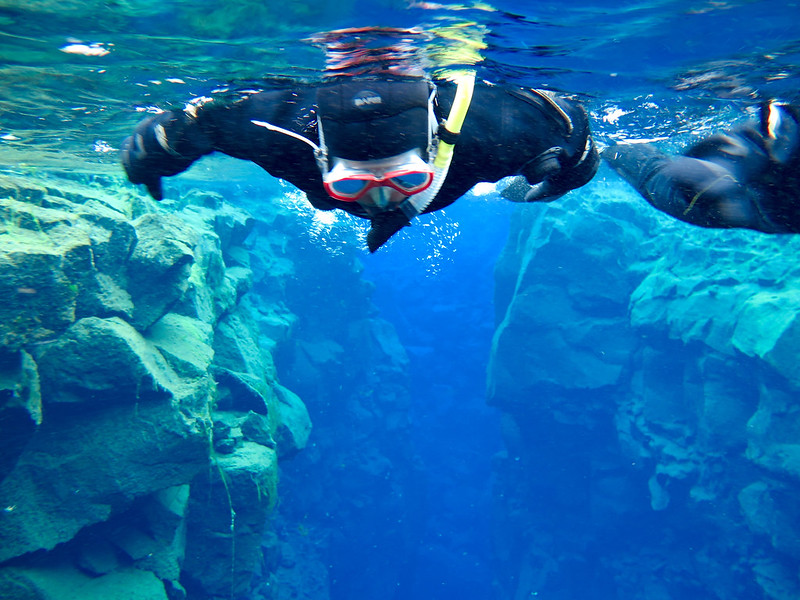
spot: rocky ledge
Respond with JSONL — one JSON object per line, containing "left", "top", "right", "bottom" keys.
{"left": 488, "top": 171, "right": 800, "bottom": 600}
{"left": 0, "top": 173, "right": 310, "bottom": 600}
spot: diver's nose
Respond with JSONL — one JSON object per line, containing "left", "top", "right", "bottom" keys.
{"left": 364, "top": 186, "right": 406, "bottom": 209}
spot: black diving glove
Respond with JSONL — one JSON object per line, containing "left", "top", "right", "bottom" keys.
{"left": 501, "top": 141, "right": 599, "bottom": 204}
{"left": 120, "top": 113, "right": 198, "bottom": 200}
{"left": 500, "top": 176, "right": 566, "bottom": 203}
{"left": 366, "top": 209, "right": 411, "bottom": 253}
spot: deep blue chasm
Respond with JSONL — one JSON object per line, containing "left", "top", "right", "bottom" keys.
{"left": 361, "top": 196, "right": 512, "bottom": 599}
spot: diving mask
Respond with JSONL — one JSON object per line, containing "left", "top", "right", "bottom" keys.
{"left": 322, "top": 148, "right": 434, "bottom": 202}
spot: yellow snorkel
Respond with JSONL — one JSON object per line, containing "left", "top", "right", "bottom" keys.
{"left": 434, "top": 72, "right": 475, "bottom": 169}
{"left": 400, "top": 71, "right": 476, "bottom": 218}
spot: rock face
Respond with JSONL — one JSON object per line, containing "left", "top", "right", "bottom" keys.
{"left": 488, "top": 172, "right": 800, "bottom": 600}
{"left": 238, "top": 210, "right": 425, "bottom": 600}
{"left": 0, "top": 174, "right": 311, "bottom": 599}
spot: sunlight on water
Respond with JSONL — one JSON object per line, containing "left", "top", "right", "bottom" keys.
{"left": 1, "top": 0, "right": 797, "bottom": 173}
{"left": 589, "top": 94, "right": 760, "bottom": 150}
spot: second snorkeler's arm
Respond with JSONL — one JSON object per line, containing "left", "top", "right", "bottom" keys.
{"left": 603, "top": 101, "right": 800, "bottom": 231}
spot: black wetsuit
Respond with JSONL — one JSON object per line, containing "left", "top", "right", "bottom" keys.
{"left": 121, "top": 79, "right": 598, "bottom": 250}
{"left": 603, "top": 101, "right": 800, "bottom": 233}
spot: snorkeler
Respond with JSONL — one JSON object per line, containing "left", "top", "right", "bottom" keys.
{"left": 121, "top": 75, "right": 598, "bottom": 252}
{"left": 603, "top": 100, "right": 800, "bottom": 233}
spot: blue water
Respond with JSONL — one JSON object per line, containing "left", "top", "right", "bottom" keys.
{"left": 364, "top": 197, "right": 512, "bottom": 599}
{"left": 267, "top": 194, "right": 512, "bottom": 599}
{"left": 3, "top": 1, "right": 800, "bottom": 599}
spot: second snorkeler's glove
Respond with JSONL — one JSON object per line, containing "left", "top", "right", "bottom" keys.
{"left": 367, "top": 209, "right": 410, "bottom": 253}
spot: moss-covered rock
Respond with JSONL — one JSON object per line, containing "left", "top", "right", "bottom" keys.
{"left": 0, "top": 399, "right": 207, "bottom": 563}
{"left": 35, "top": 316, "right": 183, "bottom": 406}
{"left": 183, "top": 442, "right": 278, "bottom": 598}
{"left": 146, "top": 313, "right": 215, "bottom": 379}
{"left": 0, "top": 564, "right": 168, "bottom": 600}
{"left": 0, "top": 172, "right": 311, "bottom": 599}
{"left": 127, "top": 213, "right": 197, "bottom": 330}
{"left": 0, "top": 200, "right": 83, "bottom": 348}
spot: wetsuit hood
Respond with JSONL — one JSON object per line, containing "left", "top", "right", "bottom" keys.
{"left": 316, "top": 77, "right": 431, "bottom": 161}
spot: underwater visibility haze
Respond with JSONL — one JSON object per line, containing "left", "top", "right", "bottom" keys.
{"left": 1, "top": 1, "right": 800, "bottom": 600}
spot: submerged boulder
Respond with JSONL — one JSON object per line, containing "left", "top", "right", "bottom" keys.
{"left": 0, "top": 399, "right": 207, "bottom": 563}
{"left": 272, "top": 384, "right": 312, "bottom": 458}
{"left": 35, "top": 316, "right": 181, "bottom": 406}
{"left": 0, "top": 200, "right": 83, "bottom": 348}
{"left": 182, "top": 442, "right": 278, "bottom": 598}
{"left": 127, "top": 213, "right": 197, "bottom": 330}
{"left": 0, "top": 565, "right": 168, "bottom": 600}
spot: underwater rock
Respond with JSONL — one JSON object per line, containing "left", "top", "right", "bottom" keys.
{"left": 76, "top": 538, "right": 123, "bottom": 577}
{"left": 731, "top": 289, "right": 800, "bottom": 385}
{"left": 0, "top": 349, "right": 41, "bottom": 480}
{"left": 127, "top": 212, "right": 197, "bottom": 330}
{"left": 0, "top": 173, "right": 314, "bottom": 599}
{"left": 240, "top": 410, "right": 277, "bottom": 449}
{"left": 211, "top": 203, "right": 255, "bottom": 257}
{"left": 488, "top": 177, "right": 800, "bottom": 600}
{"left": 0, "top": 185, "right": 144, "bottom": 340}
{"left": 215, "top": 364, "right": 273, "bottom": 416}
{"left": 0, "top": 199, "right": 85, "bottom": 348}
{"left": 117, "top": 485, "right": 191, "bottom": 582}
{"left": 173, "top": 231, "right": 227, "bottom": 324}
{"left": 628, "top": 230, "right": 800, "bottom": 388}
{"left": 146, "top": 313, "right": 215, "bottom": 379}
{"left": 647, "top": 474, "right": 671, "bottom": 511}
{"left": 347, "top": 318, "right": 410, "bottom": 371}
{"left": 213, "top": 310, "right": 272, "bottom": 380}
{"left": 750, "top": 556, "right": 800, "bottom": 600}
{"left": 488, "top": 186, "right": 643, "bottom": 416}
{"left": 258, "top": 527, "right": 331, "bottom": 600}
{"left": 183, "top": 442, "right": 278, "bottom": 599}
{"left": 0, "top": 399, "right": 207, "bottom": 563}
{"left": 0, "top": 564, "right": 168, "bottom": 600}
{"left": 739, "top": 481, "right": 800, "bottom": 558}
{"left": 164, "top": 201, "right": 254, "bottom": 325}
{"left": 212, "top": 309, "right": 278, "bottom": 417}
{"left": 35, "top": 316, "right": 181, "bottom": 406}
{"left": 77, "top": 271, "right": 136, "bottom": 321}
{"left": 211, "top": 410, "right": 276, "bottom": 454}
{"left": 272, "top": 384, "right": 312, "bottom": 458}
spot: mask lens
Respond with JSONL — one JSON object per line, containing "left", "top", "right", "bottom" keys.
{"left": 329, "top": 178, "right": 370, "bottom": 197}
{"left": 389, "top": 171, "right": 431, "bottom": 191}
{"left": 323, "top": 150, "right": 433, "bottom": 201}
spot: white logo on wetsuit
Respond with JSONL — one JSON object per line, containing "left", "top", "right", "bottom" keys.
{"left": 353, "top": 91, "right": 382, "bottom": 108}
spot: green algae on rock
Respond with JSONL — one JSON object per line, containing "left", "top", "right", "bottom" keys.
{"left": 0, "top": 171, "right": 312, "bottom": 599}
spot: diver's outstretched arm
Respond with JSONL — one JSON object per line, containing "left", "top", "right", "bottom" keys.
{"left": 120, "top": 111, "right": 214, "bottom": 200}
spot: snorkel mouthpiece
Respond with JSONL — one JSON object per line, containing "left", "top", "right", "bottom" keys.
{"left": 369, "top": 186, "right": 395, "bottom": 209}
